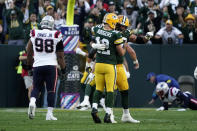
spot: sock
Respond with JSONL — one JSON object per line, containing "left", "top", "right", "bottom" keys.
{"left": 106, "top": 107, "right": 112, "bottom": 114}
{"left": 85, "top": 84, "right": 93, "bottom": 96}
{"left": 92, "top": 103, "right": 98, "bottom": 109}
{"left": 47, "top": 107, "right": 53, "bottom": 114}
{"left": 105, "top": 92, "right": 114, "bottom": 108}
{"left": 120, "top": 90, "right": 129, "bottom": 109}
{"left": 30, "top": 97, "right": 36, "bottom": 105}
{"left": 92, "top": 90, "right": 102, "bottom": 104}
{"left": 80, "top": 83, "right": 86, "bottom": 102}
{"left": 83, "top": 95, "right": 89, "bottom": 103}
{"left": 47, "top": 92, "right": 55, "bottom": 107}
{"left": 123, "top": 109, "right": 130, "bottom": 115}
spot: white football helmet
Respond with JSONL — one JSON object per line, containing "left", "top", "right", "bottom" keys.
{"left": 40, "top": 15, "right": 54, "bottom": 29}
{"left": 156, "top": 82, "right": 169, "bottom": 97}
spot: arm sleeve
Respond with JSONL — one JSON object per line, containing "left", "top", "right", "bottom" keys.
{"left": 174, "top": 27, "right": 182, "bottom": 36}
{"left": 114, "top": 32, "right": 123, "bottom": 45}
{"left": 88, "top": 48, "right": 97, "bottom": 60}
{"left": 152, "top": 90, "right": 158, "bottom": 100}
{"left": 56, "top": 40, "right": 64, "bottom": 52}
{"left": 156, "top": 28, "right": 164, "bottom": 36}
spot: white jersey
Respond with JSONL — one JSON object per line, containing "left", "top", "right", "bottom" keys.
{"left": 156, "top": 27, "right": 182, "bottom": 44}
{"left": 30, "top": 29, "right": 62, "bottom": 67}
{"left": 163, "top": 87, "right": 180, "bottom": 102}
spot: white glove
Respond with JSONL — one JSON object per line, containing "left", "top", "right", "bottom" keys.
{"left": 126, "top": 71, "right": 130, "bottom": 79}
{"left": 145, "top": 32, "right": 154, "bottom": 40}
{"left": 85, "top": 73, "right": 95, "bottom": 84}
{"left": 177, "top": 108, "right": 186, "bottom": 111}
{"left": 194, "top": 66, "right": 197, "bottom": 79}
{"left": 75, "top": 48, "right": 86, "bottom": 56}
{"left": 92, "top": 43, "right": 106, "bottom": 50}
{"left": 156, "top": 106, "right": 164, "bottom": 111}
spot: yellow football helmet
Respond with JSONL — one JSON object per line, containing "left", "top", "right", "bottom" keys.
{"left": 103, "top": 13, "right": 118, "bottom": 29}
{"left": 118, "top": 15, "right": 130, "bottom": 27}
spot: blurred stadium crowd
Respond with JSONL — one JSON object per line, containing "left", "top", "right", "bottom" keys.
{"left": 0, "top": 0, "right": 197, "bottom": 46}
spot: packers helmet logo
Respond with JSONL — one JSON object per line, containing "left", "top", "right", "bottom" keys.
{"left": 118, "top": 15, "right": 130, "bottom": 27}
{"left": 112, "top": 15, "right": 118, "bottom": 20}
{"left": 102, "top": 13, "right": 118, "bottom": 29}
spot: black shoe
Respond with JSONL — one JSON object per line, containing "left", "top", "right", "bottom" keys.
{"left": 104, "top": 113, "right": 112, "bottom": 123}
{"left": 91, "top": 108, "right": 101, "bottom": 123}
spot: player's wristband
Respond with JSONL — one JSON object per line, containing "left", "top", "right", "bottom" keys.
{"left": 133, "top": 59, "right": 138, "bottom": 64}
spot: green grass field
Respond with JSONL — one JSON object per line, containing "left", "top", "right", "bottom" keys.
{"left": 0, "top": 108, "right": 196, "bottom": 131}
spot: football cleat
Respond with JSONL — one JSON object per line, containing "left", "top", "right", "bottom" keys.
{"left": 91, "top": 108, "right": 101, "bottom": 123}
{"left": 104, "top": 113, "right": 117, "bottom": 123}
{"left": 28, "top": 102, "right": 36, "bottom": 119}
{"left": 46, "top": 113, "right": 57, "bottom": 120}
{"left": 121, "top": 114, "right": 140, "bottom": 123}
{"left": 77, "top": 100, "right": 91, "bottom": 110}
{"left": 104, "top": 113, "right": 112, "bottom": 123}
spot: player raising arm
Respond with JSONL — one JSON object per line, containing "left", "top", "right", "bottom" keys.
{"left": 113, "top": 15, "right": 140, "bottom": 123}
{"left": 27, "top": 15, "right": 66, "bottom": 120}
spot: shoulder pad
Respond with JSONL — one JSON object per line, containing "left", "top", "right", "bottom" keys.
{"left": 170, "top": 87, "right": 180, "bottom": 96}
{"left": 30, "top": 29, "right": 35, "bottom": 37}
{"left": 54, "top": 31, "right": 61, "bottom": 38}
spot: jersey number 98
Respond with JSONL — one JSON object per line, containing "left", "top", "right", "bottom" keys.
{"left": 35, "top": 38, "right": 54, "bottom": 53}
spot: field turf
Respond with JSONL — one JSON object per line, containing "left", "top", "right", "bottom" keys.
{"left": 0, "top": 108, "right": 196, "bottom": 131}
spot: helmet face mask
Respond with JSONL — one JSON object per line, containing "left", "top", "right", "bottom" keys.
{"left": 40, "top": 15, "right": 54, "bottom": 29}
{"left": 103, "top": 13, "right": 118, "bottom": 29}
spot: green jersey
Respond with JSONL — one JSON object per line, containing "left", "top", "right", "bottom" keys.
{"left": 116, "top": 29, "right": 131, "bottom": 64}
{"left": 92, "top": 24, "right": 123, "bottom": 65}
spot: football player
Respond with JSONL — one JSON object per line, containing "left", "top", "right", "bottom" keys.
{"left": 114, "top": 15, "right": 140, "bottom": 123}
{"left": 116, "top": 15, "right": 153, "bottom": 44}
{"left": 90, "top": 13, "right": 127, "bottom": 123}
{"left": 77, "top": 48, "right": 96, "bottom": 110}
{"left": 26, "top": 15, "right": 66, "bottom": 120}
{"left": 146, "top": 72, "right": 180, "bottom": 106}
{"left": 156, "top": 82, "right": 197, "bottom": 110}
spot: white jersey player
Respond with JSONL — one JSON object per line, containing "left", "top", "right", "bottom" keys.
{"left": 156, "top": 82, "right": 197, "bottom": 110}
{"left": 26, "top": 15, "right": 66, "bottom": 120}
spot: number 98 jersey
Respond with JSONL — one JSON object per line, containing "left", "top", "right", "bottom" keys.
{"left": 30, "top": 29, "right": 63, "bottom": 67}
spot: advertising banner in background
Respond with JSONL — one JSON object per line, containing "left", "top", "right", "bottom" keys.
{"left": 60, "top": 25, "right": 81, "bottom": 109}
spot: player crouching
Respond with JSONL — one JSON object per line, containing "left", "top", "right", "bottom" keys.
{"left": 156, "top": 82, "right": 197, "bottom": 110}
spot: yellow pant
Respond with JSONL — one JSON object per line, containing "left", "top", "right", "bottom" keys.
{"left": 95, "top": 63, "right": 116, "bottom": 92}
{"left": 116, "top": 64, "right": 129, "bottom": 91}
{"left": 80, "top": 71, "right": 89, "bottom": 84}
